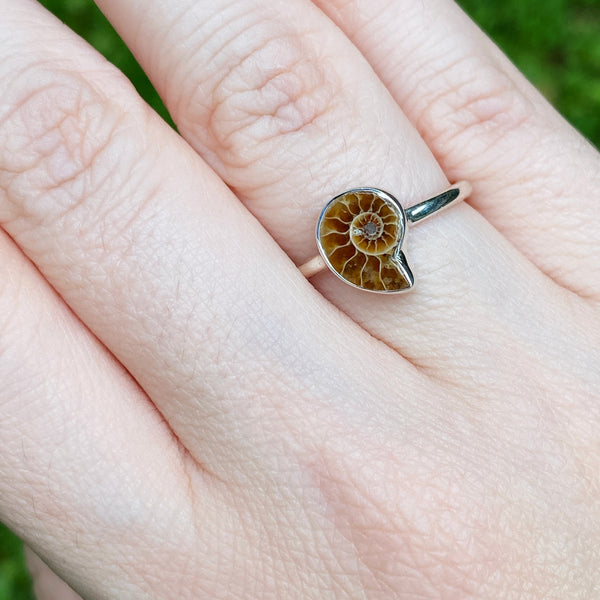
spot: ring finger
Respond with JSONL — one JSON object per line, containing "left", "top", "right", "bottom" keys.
{"left": 94, "top": 0, "right": 568, "bottom": 374}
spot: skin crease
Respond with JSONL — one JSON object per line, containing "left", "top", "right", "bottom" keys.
{"left": 0, "top": 0, "right": 598, "bottom": 598}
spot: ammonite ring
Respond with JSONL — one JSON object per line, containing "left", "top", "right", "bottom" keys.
{"left": 299, "top": 181, "right": 472, "bottom": 293}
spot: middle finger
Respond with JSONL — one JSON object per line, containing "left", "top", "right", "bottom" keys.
{"left": 95, "top": 0, "right": 567, "bottom": 374}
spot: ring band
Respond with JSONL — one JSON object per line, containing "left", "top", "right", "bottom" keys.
{"left": 299, "top": 181, "right": 472, "bottom": 293}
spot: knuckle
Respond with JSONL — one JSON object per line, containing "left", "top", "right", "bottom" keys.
{"left": 0, "top": 66, "right": 144, "bottom": 229}
{"left": 179, "top": 17, "right": 338, "bottom": 170}
{"left": 415, "top": 54, "right": 533, "bottom": 161}
{"left": 305, "top": 434, "right": 519, "bottom": 596}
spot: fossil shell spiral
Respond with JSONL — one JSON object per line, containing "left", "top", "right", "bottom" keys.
{"left": 317, "top": 189, "right": 414, "bottom": 292}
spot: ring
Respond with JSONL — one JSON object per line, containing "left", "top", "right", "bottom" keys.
{"left": 299, "top": 181, "right": 472, "bottom": 293}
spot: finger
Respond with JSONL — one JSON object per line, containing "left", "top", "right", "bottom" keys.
{"left": 90, "top": 0, "right": 579, "bottom": 367}
{"left": 26, "top": 549, "right": 83, "bottom": 600}
{"left": 310, "top": 0, "right": 600, "bottom": 299}
{"left": 0, "top": 0, "right": 426, "bottom": 482}
{"left": 0, "top": 230, "right": 221, "bottom": 599}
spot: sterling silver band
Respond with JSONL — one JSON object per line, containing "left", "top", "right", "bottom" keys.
{"left": 405, "top": 183, "right": 470, "bottom": 224}
{"left": 299, "top": 181, "right": 472, "bottom": 285}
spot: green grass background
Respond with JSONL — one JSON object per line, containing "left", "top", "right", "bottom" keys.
{"left": 1, "top": 0, "right": 599, "bottom": 598}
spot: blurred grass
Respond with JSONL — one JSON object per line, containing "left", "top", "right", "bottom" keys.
{"left": 0, "top": 525, "right": 33, "bottom": 600}
{"left": 1, "top": 0, "right": 599, "bottom": 598}
{"left": 459, "top": 0, "right": 600, "bottom": 146}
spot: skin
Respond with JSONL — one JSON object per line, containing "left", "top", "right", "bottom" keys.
{"left": 0, "top": 0, "right": 599, "bottom": 597}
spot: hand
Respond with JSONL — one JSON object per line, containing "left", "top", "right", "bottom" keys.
{"left": 1, "top": 0, "right": 599, "bottom": 598}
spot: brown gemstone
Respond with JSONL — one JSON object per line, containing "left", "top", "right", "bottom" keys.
{"left": 319, "top": 190, "right": 411, "bottom": 291}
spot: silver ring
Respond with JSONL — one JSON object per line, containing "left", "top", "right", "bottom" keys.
{"left": 299, "top": 181, "right": 472, "bottom": 293}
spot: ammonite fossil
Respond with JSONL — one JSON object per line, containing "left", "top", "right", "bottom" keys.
{"left": 316, "top": 188, "right": 414, "bottom": 292}
{"left": 303, "top": 182, "right": 471, "bottom": 292}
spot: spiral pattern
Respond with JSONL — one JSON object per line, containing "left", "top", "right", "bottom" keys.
{"left": 318, "top": 190, "right": 410, "bottom": 291}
